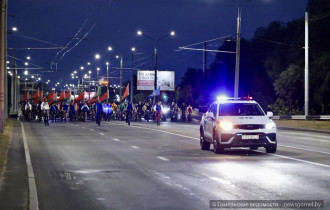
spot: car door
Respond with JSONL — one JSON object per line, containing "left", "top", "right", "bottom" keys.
{"left": 204, "top": 103, "right": 217, "bottom": 139}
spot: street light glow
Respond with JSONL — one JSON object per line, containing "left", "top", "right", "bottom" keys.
{"left": 106, "top": 62, "right": 109, "bottom": 65}
{"left": 131, "top": 47, "right": 136, "bottom": 52}
{"left": 116, "top": 55, "right": 119, "bottom": 59}
{"left": 80, "top": 66, "right": 84, "bottom": 70}
{"left": 95, "top": 54, "right": 101, "bottom": 59}
{"left": 97, "top": 67, "right": 100, "bottom": 71}
{"left": 74, "top": 70, "right": 77, "bottom": 74}
{"left": 87, "top": 62, "right": 91, "bottom": 66}
{"left": 24, "top": 62, "right": 28, "bottom": 66}
{"left": 170, "top": 31, "right": 175, "bottom": 36}
{"left": 88, "top": 70, "right": 92, "bottom": 74}
{"left": 12, "top": 27, "right": 17, "bottom": 31}
{"left": 27, "top": 56, "right": 31, "bottom": 60}
{"left": 107, "top": 46, "right": 113, "bottom": 51}
{"left": 24, "top": 70, "right": 28, "bottom": 75}
{"left": 137, "top": 30, "right": 142, "bottom": 36}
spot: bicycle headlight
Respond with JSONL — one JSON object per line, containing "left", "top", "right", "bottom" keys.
{"left": 220, "top": 121, "right": 233, "bottom": 131}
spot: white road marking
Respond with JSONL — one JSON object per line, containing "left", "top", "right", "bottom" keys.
{"left": 96, "top": 198, "right": 105, "bottom": 201}
{"left": 90, "top": 129, "right": 94, "bottom": 131}
{"left": 257, "top": 151, "right": 330, "bottom": 168}
{"left": 279, "top": 131, "right": 330, "bottom": 140}
{"left": 20, "top": 121, "right": 39, "bottom": 210}
{"left": 99, "top": 133, "right": 105, "bottom": 136}
{"left": 131, "top": 146, "right": 139, "bottom": 149}
{"left": 209, "top": 176, "right": 232, "bottom": 185}
{"left": 75, "top": 125, "right": 79, "bottom": 126}
{"left": 108, "top": 122, "right": 330, "bottom": 168}
{"left": 82, "top": 127, "right": 85, "bottom": 129}
{"left": 279, "top": 145, "right": 330, "bottom": 155}
{"left": 113, "top": 138, "right": 120, "bottom": 141}
{"left": 157, "top": 156, "right": 170, "bottom": 161}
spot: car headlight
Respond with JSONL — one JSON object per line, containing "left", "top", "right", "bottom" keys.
{"left": 219, "top": 121, "right": 233, "bottom": 130}
{"left": 162, "top": 108, "right": 169, "bottom": 114}
{"left": 266, "top": 121, "right": 276, "bottom": 129}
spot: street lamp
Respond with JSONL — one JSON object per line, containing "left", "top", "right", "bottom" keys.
{"left": 137, "top": 30, "right": 175, "bottom": 103}
{"left": 95, "top": 53, "right": 101, "bottom": 60}
{"left": 131, "top": 47, "right": 136, "bottom": 103}
{"left": 106, "top": 62, "right": 110, "bottom": 103}
{"left": 116, "top": 55, "right": 123, "bottom": 99}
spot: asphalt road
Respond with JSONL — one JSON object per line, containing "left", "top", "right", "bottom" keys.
{"left": 22, "top": 119, "right": 330, "bottom": 210}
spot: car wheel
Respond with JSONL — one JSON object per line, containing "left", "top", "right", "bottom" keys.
{"left": 250, "top": 146, "right": 258, "bottom": 150}
{"left": 200, "top": 127, "right": 210, "bottom": 150}
{"left": 213, "top": 130, "right": 224, "bottom": 154}
{"left": 266, "top": 142, "right": 277, "bottom": 153}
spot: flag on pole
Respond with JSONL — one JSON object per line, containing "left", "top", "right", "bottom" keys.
{"left": 58, "top": 90, "right": 65, "bottom": 101}
{"left": 121, "top": 84, "right": 129, "bottom": 101}
{"left": 20, "top": 91, "right": 29, "bottom": 103}
{"left": 65, "top": 89, "right": 71, "bottom": 101}
{"left": 30, "top": 88, "right": 40, "bottom": 100}
{"left": 99, "top": 90, "right": 109, "bottom": 103}
{"left": 74, "top": 91, "right": 85, "bottom": 103}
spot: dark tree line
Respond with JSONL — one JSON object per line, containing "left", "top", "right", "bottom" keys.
{"left": 177, "top": 0, "right": 330, "bottom": 115}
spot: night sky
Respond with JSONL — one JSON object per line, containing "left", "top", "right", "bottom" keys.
{"left": 8, "top": 0, "right": 308, "bottom": 90}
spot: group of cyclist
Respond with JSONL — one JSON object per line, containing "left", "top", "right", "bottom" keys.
{"left": 20, "top": 98, "right": 193, "bottom": 126}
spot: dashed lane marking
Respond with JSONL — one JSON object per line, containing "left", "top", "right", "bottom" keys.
{"left": 113, "top": 138, "right": 120, "bottom": 141}
{"left": 99, "top": 133, "right": 105, "bottom": 136}
{"left": 131, "top": 146, "right": 139, "bottom": 149}
{"left": 157, "top": 156, "right": 170, "bottom": 161}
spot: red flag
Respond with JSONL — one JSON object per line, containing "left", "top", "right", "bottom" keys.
{"left": 47, "top": 91, "right": 55, "bottom": 101}
{"left": 99, "top": 90, "right": 109, "bottom": 103}
{"left": 34, "top": 91, "right": 43, "bottom": 104}
{"left": 121, "top": 84, "right": 129, "bottom": 101}
{"left": 88, "top": 95, "right": 99, "bottom": 105}
{"left": 20, "top": 92, "right": 29, "bottom": 103}
{"left": 65, "top": 89, "right": 71, "bottom": 101}
{"left": 30, "top": 88, "right": 40, "bottom": 100}
{"left": 74, "top": 91, "right": 85, "bottom": 104}
{"left": 58, "top": 90, "right": 65, "bottom": 101}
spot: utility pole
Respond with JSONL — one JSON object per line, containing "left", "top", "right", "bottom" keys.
{"left": 119, "top": 56, "right": 123, "bottom": 99}
{"left": 305, "top": 12, "right": 309, "bottom": 118}
{"left": 0, "top": 0, "right": 8, "bottom": 132}
{"left": 234, "top": 6, "right": 241, "bottom": 98}
{"left": 203, "top": 42, "right": 207, "bottom": 73}
{"left": 131, "top": 52, "right": 134, "bottom": 103}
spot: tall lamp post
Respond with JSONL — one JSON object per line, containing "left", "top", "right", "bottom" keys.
{"left": 131, "top": 47, "right": 136, "bottom": 103}
{"left": 137, "top": 30, "right": 175, "bottom": 103}
{"left": 106, "top": 62, "right": 109, "bottom": 103}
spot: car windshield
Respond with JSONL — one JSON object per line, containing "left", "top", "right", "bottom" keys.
{"left": 219, "top": 103, "right": 264, "bottom": 116}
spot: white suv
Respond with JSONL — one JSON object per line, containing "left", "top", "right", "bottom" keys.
{"left": 200, "top": 97, "right": 277, "bottom": 153}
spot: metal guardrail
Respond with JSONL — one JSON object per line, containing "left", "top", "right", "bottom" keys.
{"left": 273, "top": 115, "right": 330, "bottom": 120}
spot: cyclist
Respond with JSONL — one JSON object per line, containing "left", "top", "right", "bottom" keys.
{"left": 181, "top": 102, "right": 187, "bottom": 122}
{"left": 187, "top": 104, "right": 193, "bottom": 122}
{"left": 41, "top": 98, "right": 50, "bottom": 126}
{"left": 62, "top": 102, "right": 69, "bottom": 122}
{"left": 95, "top": 100, "right": 103, "bottom": 126}
{"left": 25, "top": 101, "right": 32, "bottom": 120}
{"left": 107, "top": 102, "right": 112, "bottom": 121}
{"left": 69, "top": 102, "right": 76, "bottom": 122}
{"left": 126, "top": 100, "right": 133, "bottom": 126}
{"left": 155, "top": 101, "right": 162, "bottom": 126}
{"left": 81, "top": 102, "right": 89, "bottom": 122}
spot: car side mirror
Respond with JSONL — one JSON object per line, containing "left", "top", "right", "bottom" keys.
{"left": 207, "top": 112, "right": 214, "bottom": 118}
{"left": 267, "top": 111, "right": 273, "bottom": 118}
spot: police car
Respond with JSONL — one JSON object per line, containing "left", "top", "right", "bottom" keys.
{"left": 200, "top": 96, "right": 277, "bottom": 153}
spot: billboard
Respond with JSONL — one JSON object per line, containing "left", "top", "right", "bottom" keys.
{"left": 137, "top": 70, "right": 175, "bottom": 91}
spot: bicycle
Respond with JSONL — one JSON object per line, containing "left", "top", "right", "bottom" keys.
{"left": 96, "top": 113, "right": 102, "bottom": 126}
{"left": 155, "top": 111, "right": 161, "bottom": 126}
{"left": 126, "top": 110, "right": 132, "bottom": 126}
{"left": 43, "top": 110, "right": 49, "bottom": 126}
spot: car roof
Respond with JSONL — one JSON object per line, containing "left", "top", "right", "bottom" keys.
{"left": 215, "top": 100, "right": 257, "bottom": 104}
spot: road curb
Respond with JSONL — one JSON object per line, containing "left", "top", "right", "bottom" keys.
{"left": 20, "top": 121, "right": 39, "bottom": 210}
{"left": 277, "top": 126, "right": 330, "bottom": 134}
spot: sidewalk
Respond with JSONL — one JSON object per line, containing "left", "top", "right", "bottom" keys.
{"left": 0, "top": 119, "right": 28, "bottom": 210}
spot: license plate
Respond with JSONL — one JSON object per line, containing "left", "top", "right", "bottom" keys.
{"left": 242, "top": 135, "right": 259, "bottom": 140}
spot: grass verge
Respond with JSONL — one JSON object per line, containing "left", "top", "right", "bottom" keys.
{"left": 0, "top": 119, "right": 14, "bottom": 175}
{"left": 274, "top": 120, "right": 330, "bottom": 131}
